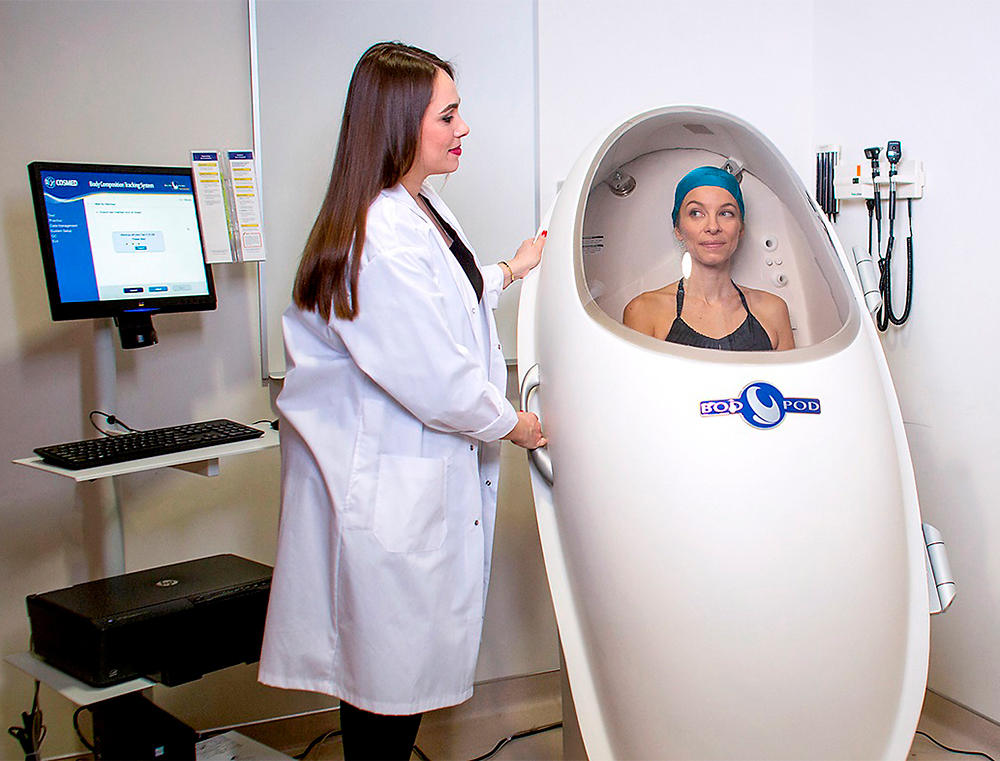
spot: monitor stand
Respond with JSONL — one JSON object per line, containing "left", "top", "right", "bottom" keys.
{"left": 114, "top": 312, "right": 158, "bottom": 349}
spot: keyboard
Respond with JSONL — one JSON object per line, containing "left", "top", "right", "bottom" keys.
{"left": 34, "top": 419, "right": 266, "bottom": 470}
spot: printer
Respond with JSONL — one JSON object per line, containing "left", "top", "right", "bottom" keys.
{"left": 26, "top": 554, "right": 272, "bottom": 687}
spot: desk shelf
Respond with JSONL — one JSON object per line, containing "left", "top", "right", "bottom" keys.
{"left": 13, "top": 423, "right": 278, "bottom": 482}
{"left": 5, "top": 653, "right": 293, "bottom": 759}
{"left": 5, "top": 651, "right": 153, "bottom": 707}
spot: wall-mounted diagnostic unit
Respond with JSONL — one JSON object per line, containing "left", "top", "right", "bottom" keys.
{"left": 833, "top": 151, "right": 925, "bottom": 202}
{"left": 817, "top": 143, "right": 924, "bottom": 331}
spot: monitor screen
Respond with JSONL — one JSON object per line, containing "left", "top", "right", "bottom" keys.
{"left": 28, "top": 161, "right": 216, "bottom": 323}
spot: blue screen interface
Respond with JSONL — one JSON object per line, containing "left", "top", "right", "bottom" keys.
{"left": 37, "top": 168, "right": 210, "bottom": 304}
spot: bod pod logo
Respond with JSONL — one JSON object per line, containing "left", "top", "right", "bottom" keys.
{"left": 700, "top": 382, "right": 821, "bottom": 429}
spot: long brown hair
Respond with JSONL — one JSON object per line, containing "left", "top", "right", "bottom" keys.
{"left": 292, "top": 42, "right": 454, "bottom": 321}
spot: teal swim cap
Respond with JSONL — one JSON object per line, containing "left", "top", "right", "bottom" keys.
{"left": 672, "top": 166, "right": 745, "bottom": 226}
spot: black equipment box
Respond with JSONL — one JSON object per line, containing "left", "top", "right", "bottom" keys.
{"left": 91, "top": 693, "right": 197, "bottom": 760}
{"left": 26, "top": 554, "right": 271, "bottom": 687}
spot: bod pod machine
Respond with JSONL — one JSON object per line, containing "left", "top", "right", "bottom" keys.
{"left": 517, "top": 107, "right": 929, "bottom": 759}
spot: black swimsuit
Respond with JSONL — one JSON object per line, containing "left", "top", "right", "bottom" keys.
{"left": 664, "top": 279, "right": 773, "bottom": 351}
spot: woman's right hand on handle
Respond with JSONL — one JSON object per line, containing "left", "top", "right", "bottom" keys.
{"left": 504, "top": 411, "right": 547, "bottom": 450}
{"left": 509, "top": 232, "right": 546, "bottom": 280}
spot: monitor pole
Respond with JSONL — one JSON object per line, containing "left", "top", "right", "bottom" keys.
{"left": 79, "top": 320, "right": 126, "bottom": 578}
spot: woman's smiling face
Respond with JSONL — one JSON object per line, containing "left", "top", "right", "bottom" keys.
{"left": 410, "top": 68, "right": 470, "bottom": 181}
{"left": 673, "top": 185, "right": 745, "bottom": 266}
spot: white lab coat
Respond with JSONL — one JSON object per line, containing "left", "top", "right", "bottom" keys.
{"left": 258, "top": 183, "right": 518, "bottom": 715}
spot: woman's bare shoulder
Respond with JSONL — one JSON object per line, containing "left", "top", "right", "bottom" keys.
{"left": 623, "top": 282, "right": 679, "bottom": 332}
{"left": 743, "top": 286, "right": 790, "bottom": 317}
{"left": 624, "top": 283, "right": 677, "bottom": 314}
{"left": 629, "top": 281, "right": 679, "bottom": 305}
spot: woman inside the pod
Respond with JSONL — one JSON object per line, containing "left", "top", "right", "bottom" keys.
{"left": 623, "top": 166, "right": 795, "bottom": 351}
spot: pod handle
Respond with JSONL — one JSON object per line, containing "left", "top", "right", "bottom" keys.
{"left": 923, "top": 523, "right": 957, "bottom": 614}
{"left": 519, "top": 363, "right": 553, "bottom": 485}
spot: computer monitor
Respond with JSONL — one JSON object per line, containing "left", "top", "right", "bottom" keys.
{"left": 27, "top": 161, "right": 217, "bottom": 348}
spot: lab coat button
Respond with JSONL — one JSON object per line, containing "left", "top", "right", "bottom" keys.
{"left": 485, "top": 480, "right": 491, "bottom": 486}
{"left": 471, "top": 307, "right": 477, "bottom": 315}
{"left": 475, "top": 520, "right": 480, "bottom": 526}
{"left": 470, "top": 444, "right": 475, "bottom": 451}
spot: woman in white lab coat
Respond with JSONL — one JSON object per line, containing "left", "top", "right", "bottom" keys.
{"left": 258, "top": 42, "right": 546, "bottom": 760}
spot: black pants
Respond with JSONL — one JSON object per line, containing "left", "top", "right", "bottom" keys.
{"left": 340, "top": 701, "right": 423, "bottom": 761}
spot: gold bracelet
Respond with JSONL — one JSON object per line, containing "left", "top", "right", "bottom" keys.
{"left": 499, "top": 260, "right": 515, "bottom": 283}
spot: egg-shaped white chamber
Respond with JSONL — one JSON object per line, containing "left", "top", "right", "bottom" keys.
{"left": 519, "top": 106, "right": 928, "bottom": 760}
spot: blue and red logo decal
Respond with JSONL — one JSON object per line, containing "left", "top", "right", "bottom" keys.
{"left": 700, "top": 382, "right": 821, "bottom": 429}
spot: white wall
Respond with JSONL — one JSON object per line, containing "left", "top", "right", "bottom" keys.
{"left": 813, "top": 1, "right": 1000, "bottom": 721}
{"left": 537, "top": 0, "right": 815, "bottom": 211}
{"left": 256, "top": 0, "right": 538, "bottom": 372}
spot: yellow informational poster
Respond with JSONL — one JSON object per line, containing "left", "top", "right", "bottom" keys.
{"left": 225, "top": 150, "right": 266, "bottom": 262}
{"left": 191, "top": 151, "right": 235, "bottom": 263}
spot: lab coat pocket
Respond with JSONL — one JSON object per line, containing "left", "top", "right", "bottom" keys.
{"left": 373, "top": 454, "right": 447, "bottom": 553}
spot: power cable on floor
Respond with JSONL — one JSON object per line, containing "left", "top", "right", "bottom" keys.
{"left": 294, "top": 728, "right": 341, "bottom": 759}
{"left": 462, "top": 721, "right": 563, "bottom": 761}
{"left": 916, "top": 729, "right": 997, "bottom": 761}
{"left": 295, "top": 720, "right": 562, "bottom": 761}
